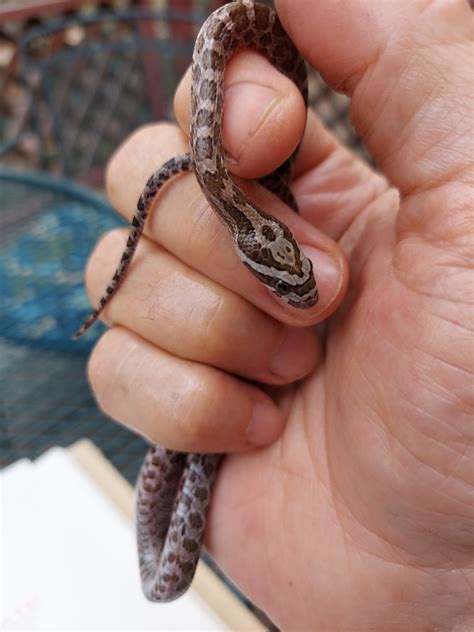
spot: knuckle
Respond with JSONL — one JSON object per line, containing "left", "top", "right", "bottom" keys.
{"left": 89, "top": 228, "right": 125, "bottom": 262}
{"left": 127, "top": 122, "right": 179, "bottom": 148}
{"left": 86, "top": 330, "right": 113, "bottom": 402}
{"left": 84, "top": 229, "right": 126, "bottom": 296}
{"left": 191, "top": 293, "right": 227, "bottom": 351}
{"left": 184, "top": 194, "right": 237, "bottom": 276}
{"left": 176, "top": 371, "right": 226, "bottom": 446}
{"left": 105, "top": 122, "right": 183, "bottom": 205}
{"left": 106, "top": 122, "right": 178, "bottom": 177}
{"left": 186, "top": 196, "right": 222, "bottom": 251}
{"left": 86, "top": 327, "right": 125, "bottom": 413}
{"left": 177, "top": 374, "right": 213, "bottom": 444}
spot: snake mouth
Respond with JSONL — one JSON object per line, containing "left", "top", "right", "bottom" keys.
{"left": 282, "top": 285, "right": 319, "bottom": 309}
{"left": 241, "top": 258, "right": 318, "bottom": 308}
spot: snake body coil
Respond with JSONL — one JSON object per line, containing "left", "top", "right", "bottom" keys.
{"left": 75, "top": 0, "right": 317, "bottom": 602}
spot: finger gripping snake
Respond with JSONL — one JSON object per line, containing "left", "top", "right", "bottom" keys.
{"left": 75, "top": 0, "right": 317, "bottom": 603}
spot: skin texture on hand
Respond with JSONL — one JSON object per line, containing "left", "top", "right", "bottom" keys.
{"left": 85, "top": 0, "right": 474, "bottom": 629}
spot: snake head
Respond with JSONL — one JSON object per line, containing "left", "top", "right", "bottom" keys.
{"left": 238, "top": 224, "right": 319, "bottom": 309}
{"left": 266, "top": 251, "right": 318, "bottom": 308}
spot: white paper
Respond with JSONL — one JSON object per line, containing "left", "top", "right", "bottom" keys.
{"left": 1, "top": 448, "right": 227, "bottom": 631}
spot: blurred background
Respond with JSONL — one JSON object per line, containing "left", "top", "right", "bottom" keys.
{"left": 0, "top": 0, "right": 368, "bottom": 627}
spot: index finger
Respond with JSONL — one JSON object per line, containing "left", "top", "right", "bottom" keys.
{"left": 106, "top": 123, "right": 347, "bottom": 326}
{"left": 174, "top": 50, "right": 307, "bottom": 180}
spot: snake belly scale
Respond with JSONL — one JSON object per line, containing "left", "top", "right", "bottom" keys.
{"left": 74, "top": 0, "right": 317, "bottom": 602}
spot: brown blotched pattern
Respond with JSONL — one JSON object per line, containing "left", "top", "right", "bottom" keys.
{"left": 136, "top": 446, "right": 221, "bottom": 601}
{"left": 74, "top": 0, "right": 318, "bottom": 603}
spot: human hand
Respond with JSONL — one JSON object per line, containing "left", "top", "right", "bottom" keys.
{"left": 85, "top": 0, "right": 474, "bottom": 629}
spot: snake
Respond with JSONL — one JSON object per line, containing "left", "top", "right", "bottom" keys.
{"left": 74, "top": 0, "right": 317, "bottom": 603}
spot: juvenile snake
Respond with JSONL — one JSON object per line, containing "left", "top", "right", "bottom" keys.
{"left": 75, "top": 0, "right": 317, "bottom": 602}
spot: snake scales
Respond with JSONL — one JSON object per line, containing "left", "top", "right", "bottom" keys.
{"left": 75, "top": 0, "right": 317, "bottom": 602}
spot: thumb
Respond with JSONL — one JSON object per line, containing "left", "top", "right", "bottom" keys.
{"left": 276, "top": 0, "right": 473, "bottom": 199}
{"left": 276, "top": 0, "right": 474, "bottom": 332}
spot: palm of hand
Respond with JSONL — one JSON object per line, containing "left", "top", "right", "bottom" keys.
{"left": 212, "top": 180, "right": 472, "bottom": 627}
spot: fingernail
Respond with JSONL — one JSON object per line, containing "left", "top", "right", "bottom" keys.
{"left": 301, "top": 245, "right": 343, "bottom": 308}
{"left": 246, "top": 401, "right": 284, "bottom": 446}
{"left": 271, "top": 327, "right": 318, "bottom": 380}
{"left": 224, "top": 83, "right": 282, "bottom": 162}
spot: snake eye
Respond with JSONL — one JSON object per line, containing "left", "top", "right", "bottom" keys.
{"left": 275, "top": 280, "right": 290, "bottom": 295}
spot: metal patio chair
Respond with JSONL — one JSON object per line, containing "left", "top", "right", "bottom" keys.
{"left": 0, "top": 6, "right": 277, "bottom": 625}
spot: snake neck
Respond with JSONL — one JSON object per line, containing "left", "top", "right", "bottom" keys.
{"left": 190, "top": 1, "right": 307, "bottom": 231}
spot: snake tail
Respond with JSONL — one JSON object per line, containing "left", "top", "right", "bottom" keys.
{"left": 73, "top": 153, "right": 193, "bottom": 340}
